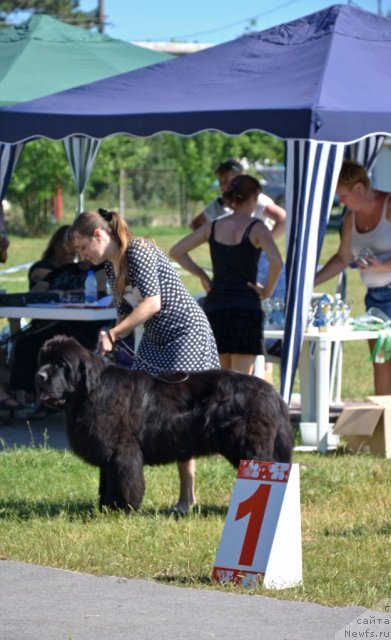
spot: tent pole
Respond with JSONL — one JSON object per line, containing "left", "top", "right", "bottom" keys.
{"left": 77, "top": 192, "right": 84, "bottom": 216}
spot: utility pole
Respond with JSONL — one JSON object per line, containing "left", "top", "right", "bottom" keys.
{"left": 98, "top": 0, "right": 105, "bottom": 33}
{"left": 377, "top": 0, "right": 383, "bottom": 16}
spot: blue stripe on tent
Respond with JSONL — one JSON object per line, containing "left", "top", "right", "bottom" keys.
{"left": 316, "top": 144, "right": 341, "bottom": 258}
{"left": 0, "top": 143, "right": 22, "bottom": 202}
{"left": 281, "top": 140, "right": 345, "bottom": 403}
{"left": 346, "top": 135, "right": 385, "bottom": 174}
{"left": 63, "top": 136, "right": 101, "bottom": 215}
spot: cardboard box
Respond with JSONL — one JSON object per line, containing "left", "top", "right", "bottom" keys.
{"left": 332, "top": 396, "right": 391, "bottom": 457}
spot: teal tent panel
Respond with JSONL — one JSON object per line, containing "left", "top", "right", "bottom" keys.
{"left": 0, "top": 14, "right": 172, "bottom": 107}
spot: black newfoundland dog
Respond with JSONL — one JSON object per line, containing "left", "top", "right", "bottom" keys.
{"left": 36, "top": 335, "right": 294, "bottom": 512}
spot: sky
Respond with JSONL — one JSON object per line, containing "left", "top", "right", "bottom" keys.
{"left": 76, "top": 0, "right": 390, "bottom": 44}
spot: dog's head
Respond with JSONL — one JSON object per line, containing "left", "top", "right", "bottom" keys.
{"left": 35, "top": 335, "right": 102, "bottom": 408}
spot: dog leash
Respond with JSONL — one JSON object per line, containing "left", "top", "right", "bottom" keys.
{"left": 103, "top": 331, "right": 190, "bottom": 385}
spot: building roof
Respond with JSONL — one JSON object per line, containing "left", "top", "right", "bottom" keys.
{"left": 131, "top": 41, "right": 214, "bottom": 55}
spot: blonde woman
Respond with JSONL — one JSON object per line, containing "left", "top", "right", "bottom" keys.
{"left": 316, "top": 160, "right": 391, "bottom": 395}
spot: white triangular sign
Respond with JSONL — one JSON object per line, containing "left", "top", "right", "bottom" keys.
{"left": 212, "top": 460, "right": 302, "bottom": 589}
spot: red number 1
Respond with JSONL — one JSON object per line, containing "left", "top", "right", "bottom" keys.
{"left": 235, "top": 483, "right": 271, "bottom": 566}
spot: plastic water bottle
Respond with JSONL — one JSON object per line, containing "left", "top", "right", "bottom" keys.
{"left": 84, "top": 269, "right": 98, "bottom": 303}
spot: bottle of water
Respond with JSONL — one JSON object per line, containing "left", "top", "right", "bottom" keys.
{"left": 84, "top": 269, "right": 98, "bottom": 303}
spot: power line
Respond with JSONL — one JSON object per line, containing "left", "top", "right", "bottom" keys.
{"left": 122, "top": 0, "right": 378, "bottom": 43}
{"left": 141, "top": 0, "right": 302, "bottom": 41}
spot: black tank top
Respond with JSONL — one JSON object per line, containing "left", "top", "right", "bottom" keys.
{"left": 204, "top": 218, "right": 262, "bottom": 311}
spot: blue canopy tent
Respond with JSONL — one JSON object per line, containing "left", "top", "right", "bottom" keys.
{"left": 0, "top": 4, "right": 390, "bottom": 412}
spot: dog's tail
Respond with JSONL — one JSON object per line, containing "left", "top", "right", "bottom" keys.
{"left": 273, "top": 398, "right": 294, "bottom": 463}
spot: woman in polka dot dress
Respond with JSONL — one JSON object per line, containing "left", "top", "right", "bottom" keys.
{"left": 67, "top": 209, "right": 219, "bottom": 515}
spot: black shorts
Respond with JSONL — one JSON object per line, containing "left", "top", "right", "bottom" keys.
{"left": 205, "top": 308, "right": 264, "bottom": 355}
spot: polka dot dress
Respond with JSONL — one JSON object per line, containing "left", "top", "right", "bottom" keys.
{"left": 106, "top": 238, "right": 220, "bottom": 373}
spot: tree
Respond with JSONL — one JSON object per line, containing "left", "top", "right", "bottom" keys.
{"left": 87, "top": 131, "right": 284, "bottom": 225}
{"left": 7, "top": 140, "right": 72, "bottom": 234}
{"left": 0, "top": 1, "right": 97, "bottom": 29}
{"left": 88, "top": 136, "right": 173, "bottom": 210}
{"left": 162, "top": 131, "right": 284, "bottom": 222}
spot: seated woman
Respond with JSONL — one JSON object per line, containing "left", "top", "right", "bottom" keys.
{"left": 32, "top": 258, "right": 107, "bottom": 299}
{"left": 28, "top": 225, "right": 74, "bottom": 289}
{"left": 0, "top": 225, "right": 75, "bottom": 413}
{"left": 10, "top": 258, "right": 110, "bottom": 419}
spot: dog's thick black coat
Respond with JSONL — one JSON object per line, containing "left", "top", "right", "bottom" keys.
{"left": 36, "top": 335, "right": 294, "bottom": 512}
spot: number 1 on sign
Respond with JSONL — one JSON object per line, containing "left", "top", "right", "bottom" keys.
{"left": 235, "top": 483, "right": 271, "bottom": 566}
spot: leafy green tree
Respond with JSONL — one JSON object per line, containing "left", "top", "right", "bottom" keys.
{"left": 162, "top": 131, "right": 284, "bottom": 222}
{"left": 7, "top": 140, "right": 72, "bottom": 234}
{"left": 0, "top": 1, "right": 96, "bottom": 28}
{"left": 89, "top": 131, "right": 284, "bottom": 224}
{"left": 88, "top": 136, "right": 175, "bottom": 209}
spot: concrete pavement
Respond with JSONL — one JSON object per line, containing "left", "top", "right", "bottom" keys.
{"left": 0, "top": 559, "right": 370, "bottom": 640}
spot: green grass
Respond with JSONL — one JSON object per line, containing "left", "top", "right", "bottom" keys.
{"left": 0, "top": 446, "right": 390, "bottom": 608}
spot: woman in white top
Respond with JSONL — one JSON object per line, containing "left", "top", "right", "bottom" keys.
{"left": 315, "top": 160, "right": 391, "bottom": 395}
{"left": 190, "top": 158, "right": 286, "bottom": 238}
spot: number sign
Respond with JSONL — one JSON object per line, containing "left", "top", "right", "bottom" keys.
{"left": 212, "top": 460, "right": 302, "bottom": 589}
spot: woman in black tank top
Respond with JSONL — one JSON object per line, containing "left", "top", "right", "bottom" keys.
{"left": 170, "top": 175, "right": 283, "bottom": 376}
